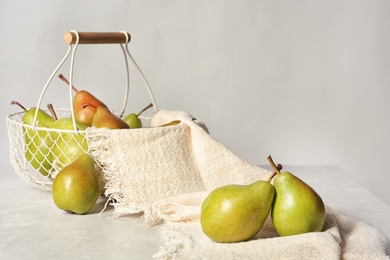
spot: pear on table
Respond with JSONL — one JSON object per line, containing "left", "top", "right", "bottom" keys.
{"left": 267, "top": 155, "right": 326, "bottom": 236}
{"left": 11, "top": 101, "right": 55, "bottom": 176}
{"left": 200, "top": 174, "right": 277, "bottom": 243}
{"left": 58, "top": 74, "right": 107, "bottom": 126}
{"left": 52, "top": 153, "right": 101, "bottom": 214}
{"left": 124, "top": 103, "right": 153, "bottom": 128}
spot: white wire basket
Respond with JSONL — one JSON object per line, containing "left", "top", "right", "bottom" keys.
{"left": 7, "top": 109, "right": 89, "bottom": 189}
{"left": 7, "top": 31, "right": 157, "bottom": 190}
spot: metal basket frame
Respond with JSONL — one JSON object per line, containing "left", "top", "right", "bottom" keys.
{"left": 7, "top": 31, "right": 157, "bottom": 189}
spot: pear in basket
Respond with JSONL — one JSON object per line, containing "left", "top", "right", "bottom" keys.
{"left": 267, "top": 156, "right": 326, "bottom": 236}
{"left": 124, "top": 103, "right": 153, "bottom": 128}
{"left": 90, "top": 105, "right": 130, "bottom": 129}
{"left": 11, "top": 101, "right": 55, "bottom": 176}
{"left": 47, "top": 104, "right": 89, "bottom": 170}
{"left": 58, "top": 74, "right": 108, "bottom": 126}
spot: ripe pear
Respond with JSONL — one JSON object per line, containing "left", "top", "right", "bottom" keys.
{"left": 157, "top": 120, "right": 181, "bottom": 127}
{"left": 47, "top": 104, "right": 89, "bottom": 169}
{"left": 91, "top": 106, "right": 130, "bottom": 129}
{"left": 124, "top": 103, "right": 153, "bottom": 128}
{"left": 267, "top": 155, "right": 326, "bottom": 236}
{"left": 11, "top": 101, "right": 55, "bottom": 176}
{"left": 200, "top": 180, "right": 275, "bottom": 243}
{"left": 52, "top": 153, "right": 101, "bottom": 214}
{"left": 58, "top": 74, "right": 108, "bottom": 126}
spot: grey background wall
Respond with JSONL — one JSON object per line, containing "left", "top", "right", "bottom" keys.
{"left": 1, "top": 0, "right": 390, "bottom": 205}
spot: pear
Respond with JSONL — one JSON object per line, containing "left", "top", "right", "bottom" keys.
{"left": 124, "top": 103, "right": 153, "bottom": 128}
{"left": 52, "top": 153, "right": 101, "bottom": 214}
{"left": 47, "top": 104, "right": 89, "bottom": 169}
{"left": 90, "top": 105, "right": 130, "bottom": 129}
{"left": 157, "top": 120, "right": 181, "bottom": 127}
{"left": 200, "top": 179, "right": 275, "bottom": 243}
{"left": 11, "top": 101, "right": 55, "bottom": 176}
{"left": 58, "top": 74, "right": 108, "bottom": 126}
{"left": 267, "top": 155, "right": 326, "bottom": 236}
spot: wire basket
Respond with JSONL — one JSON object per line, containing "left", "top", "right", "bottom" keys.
{"left": 7, "top": 109, "right": 88, "bottom": 189}
{"left": 7, "top": 31, "right": 157, "bottom": 190}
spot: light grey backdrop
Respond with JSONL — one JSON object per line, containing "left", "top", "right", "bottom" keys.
{"left": 1, "top": 0, "right": 390, "bottom": 206}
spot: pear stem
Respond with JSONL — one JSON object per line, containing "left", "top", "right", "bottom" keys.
{"left": 137, "top": 103, "right": 153, "bottom": 116}
{"left": 58, "top": 74, "right": 79, "bottom": 92}
{"left": 267, "top": 164, "right": 283, "bottom": 182}
{"left": 11, "top": 101, "right": 27, "bottom": 111}
{"left": 267, "top": 155, "right": 282, "bottom": 175}
{"left": 47, "top": 103, "right": 58, "bottom": 121}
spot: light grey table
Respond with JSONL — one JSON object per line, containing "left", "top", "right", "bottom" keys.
{"left": 1, "top": 165, "right": 389, "bottom": 259}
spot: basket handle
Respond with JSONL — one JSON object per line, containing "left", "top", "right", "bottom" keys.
{"left": 64, "top": 32, "right": 131, "bottom": 44}
{"left": 32, "top": 30, "right": 157, "bottom": 132}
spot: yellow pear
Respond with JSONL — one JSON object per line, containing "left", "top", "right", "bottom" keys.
{"left": 201, "top": 179, "right": 275, "bottom": 243}
{"left": 52, "top": 153, "right": 101, "bottom": 214}
{"left": 91, "top": 106, "right": 129, "bottom": 129}
{"left": 268, "top": 155, "right": 326, "bottom": 236}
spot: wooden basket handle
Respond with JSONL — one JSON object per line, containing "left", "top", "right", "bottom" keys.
{"left": 64, "top": 32, "right": 131, "bottom": 44}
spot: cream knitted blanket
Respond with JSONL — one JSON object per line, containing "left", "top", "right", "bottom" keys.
{"left": 87, "top": 110, "right": 388, "bottom": 259}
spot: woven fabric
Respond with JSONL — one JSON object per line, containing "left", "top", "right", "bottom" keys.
{"left": 87, "top": 110, "right": 270, "bottom": 218}
{"left": 153, "top": 207, "right": 388, "bottom": 260}
{"left": 87, "top": 110, "right": 388, "bottom": 259}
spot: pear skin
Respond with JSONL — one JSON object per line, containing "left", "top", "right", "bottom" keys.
{"left": 50, "top": 118, "right": 88, "bottom": 169}
{"left": 73, "top": 90, "right": 107, "bottom": 126}
{"left": 58, "top": 74, "right": 107, "bottom": 126}
{"left": 21, "top": 107, "right": 54, "bottom": 127}
{"left": 12, "top": 101, "right": 55, "bottom": 176}
{"left": 24, "top": 128, "right": 54, "bottom": 176}
{"left": 23, "top": 108, "right": 55, "bottom": 176}
{"left": 268, "top": 156, "right": 326, "bottom": 236}
{"left": 91, "top": 106, "right": 130, "bottom": 129}
{"left": 200, "top": 180, "right": 275, "bottom": 243}
{"left": 124, "top": 103, "right": 153, "bottom": 128}
{"left": 124, "top": 113, "right": 141, "bottom": 128}
{"left": 52, "top": 153, "right": 101, "bottom": 214}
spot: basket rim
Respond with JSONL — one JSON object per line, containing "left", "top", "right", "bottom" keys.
{"left": 7, "top": 109, "right": 87, "bottom": 134}
{"left": 8, "top": 108, "right": 153, "bottom": 134}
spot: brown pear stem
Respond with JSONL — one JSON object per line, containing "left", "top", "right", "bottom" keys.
{"left": 11, "top": 101, "right": 27, "bottom": 111}
{"left": 137, "top": 103, "right": 153, "bottom": 116}
{"left": 267, "top": 164, "right": 283, "bottom": 182}
{"left": 58, "top": 74, "right": 79, "bottom": 92}
{"left": 47, "top": 104, "right": 58, "bottom": 121}
{"left": 267, "top": 155, "right": 282, "bottom": 175}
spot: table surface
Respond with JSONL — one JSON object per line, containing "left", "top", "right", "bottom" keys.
{"left": 1, "top": 165, "right": 390, "bottom": 259}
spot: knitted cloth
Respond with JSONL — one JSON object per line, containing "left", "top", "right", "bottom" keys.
{"left": 87, "top": 110, "right": 388, "bottom": 260}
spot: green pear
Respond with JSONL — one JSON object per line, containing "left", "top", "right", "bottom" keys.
{"left": 50, "top": 118, "right": 88, "bottom": 169}
{"left": 268, "top": 155, "right": 326, "bottom": 236}
{"left": 52, "top": 153, "right": 101, "bottom": 214}
{"left": 124, "top": 103, "right": 153, "bottom": 128}
{"left": 91, "top": 106, "right": 130, "bottom": 129}
{"left": 47, "top": 104, "right": 89, "bottom": 169}
{"left": 11, "top": 101, "right": 55, "bottom": 176}
{"left": 200, "top": 180, "right": 275, "bottom": 243}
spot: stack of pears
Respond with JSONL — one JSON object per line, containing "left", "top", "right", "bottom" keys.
{"left": 200, "top": 155, "right": 326, "bottom": 243}
{"left": 12, "top": 74, "right": 158, "bottom": 178}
